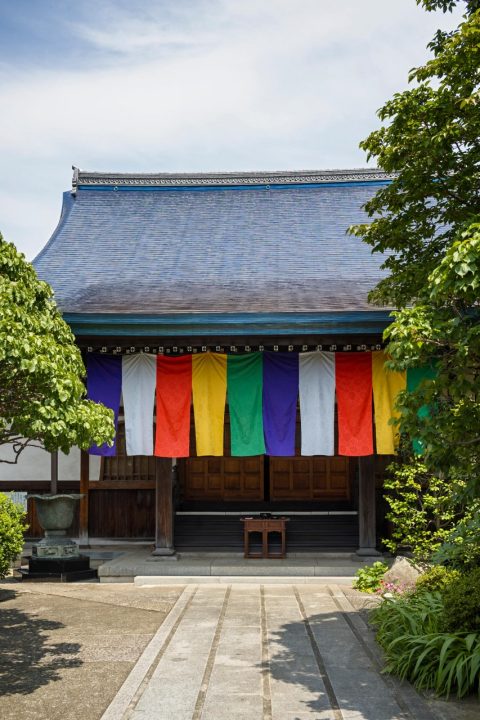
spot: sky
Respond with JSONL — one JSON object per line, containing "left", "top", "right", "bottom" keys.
{"left": 0, "top": 0, "right": 463, "bottom": 259}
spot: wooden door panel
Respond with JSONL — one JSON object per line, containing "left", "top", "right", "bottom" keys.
{"left": 244, "top": 474, "right": 262, "bottom": 491}
{"left": 206, "top": 475, "right": 222, "bottom": 492}
{"left": 271, "top": 456, "right": 350, "bottom": 501}
{"left": 270, "top": 465, "right": 291, "bottom": 495}
{"left": 312, "top": 473, "right": 328, "bottom": 492}
{"left": 224, "top": 458, "right": 241, "bottom": 472}
{"left": 331, "top": 457, "right": 348, "bottom": 472}
{"left": 190, "top": 476, "right": 205, "bottom": 491}
{"left": 291, "top": 458, "right": 311, "bottom": 494}
{"left": 224, "top": 458, "right": 241, "bottom": 493}
{"left": 270, "top": 457, "right": 309, "bottom": 499}
{"left": 184, "top": 456, "right": 263, "bottom": 501}
{"left": 224, "top": 475, "right": 241, "bottom": 491}
{"left": 313, "top": 457, "right": 327, "bottom": 472}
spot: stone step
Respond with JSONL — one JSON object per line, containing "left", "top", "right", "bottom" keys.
{"left": 97, "top": 550, "right": 369, "bottom": 582}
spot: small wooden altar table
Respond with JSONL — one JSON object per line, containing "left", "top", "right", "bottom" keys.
{"left": 241, "top": 517, "right": 288, "bottom": 559}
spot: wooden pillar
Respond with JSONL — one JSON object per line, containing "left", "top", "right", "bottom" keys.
{"left": 357, "top": 456, "right": 381, "bottom": 556}
{"left": 79, "top": 450, "right": 89, "bottom": 547}
{"left": 50, "top": 451, "right": 58, "bottom": 495}
{"left": 153, "top": 458, "right": 175, "bottom": 556}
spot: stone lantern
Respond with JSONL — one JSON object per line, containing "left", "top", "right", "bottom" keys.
{"left": 21, "top": 453, "right": 96, "bottom": 581}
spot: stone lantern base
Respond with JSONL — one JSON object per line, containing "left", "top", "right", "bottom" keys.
{"left": 32, "top": 536, "right": 79, "bottom": 559}
{"left": 20, "top": 555, "right": 97, "bottom": 582}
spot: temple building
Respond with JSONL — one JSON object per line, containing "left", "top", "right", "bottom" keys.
{"left": 1, "top": 168, "right": 400, "bottom": 557}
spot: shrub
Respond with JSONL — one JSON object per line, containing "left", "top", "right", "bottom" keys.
{"left": 0, "top": 493, "right": 26, "bottom": 578}
{"left": 371, "top": 592, "right": 480, "bottom": 697}
{"left": 414, "top": 565, "right": 460, "bottom": 595}
{"left": 385, "top": 630, "right": 480, "bottom": 698}
{"left": 352, "top": 561, "right": 389, "bottom": 593}
{"left": 432, "top": 501, "right": 480, "bottom": 570}
{"left": 442, "top": 568, "right": 480, "bottom": 633}
{"left": 382, "top": 458, "right": 461, "bottom": 563}
{"left": 371, "top": 591, "right": 443, "bottom": 641}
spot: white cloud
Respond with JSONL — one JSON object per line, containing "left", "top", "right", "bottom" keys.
{"left": 0, "top": 0, "right": 462, "bottom": 258}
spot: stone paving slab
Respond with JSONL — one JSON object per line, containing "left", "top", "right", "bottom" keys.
{"left": 198, "top": 588, "right": 264, "bottom": 720}
{"left": 297, "top": 587, "right": 406, "bottom": 720}
{"left": 100, "top": 584, "right": 440, "bottom": 720}
{"left": 265, "top": 586, "right": 334, "bottom": 719}
{"left": 129, "top": 588, "right": 228, "bottom": 720}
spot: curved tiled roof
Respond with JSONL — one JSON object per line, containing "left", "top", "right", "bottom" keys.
{"left": 34, "top": 169, "right": 391, "bottom": 315}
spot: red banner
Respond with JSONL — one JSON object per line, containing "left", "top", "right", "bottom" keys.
{"left": 335, "top": 353, "right": 373, "bottom": 456}
{"left": 155, "top": 355, "right": 192, "bottom": 458}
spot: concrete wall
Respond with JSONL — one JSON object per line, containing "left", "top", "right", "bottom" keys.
{"left": 0, "top": 443, "right": 101, "bottom": 482}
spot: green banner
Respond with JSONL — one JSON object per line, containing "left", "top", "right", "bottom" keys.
{"left": 407, "top": 365, "right": 437, "bottom": 455}
{"left": 227, "top": 353, "right": 266, "bottom": 456}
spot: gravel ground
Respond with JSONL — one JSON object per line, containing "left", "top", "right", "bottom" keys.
{"left": 0, "top": 579, "right": 183, "bottom": 720}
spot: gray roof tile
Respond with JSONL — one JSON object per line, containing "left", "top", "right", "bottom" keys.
{"left": 34, "top": 171, "right": 390, "bottom": 314}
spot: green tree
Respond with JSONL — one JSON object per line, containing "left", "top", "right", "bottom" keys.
{"left": 0, "top": 234, "right": 114, "bottom": 462}
{"left": 350, "top": 2, "right": 480, "bottom": 308}
{"left": 350, "top": 2, "right": 480, "bottom": 497}
{"left": 386, "top": 224, "right": 480, "bottom": 493}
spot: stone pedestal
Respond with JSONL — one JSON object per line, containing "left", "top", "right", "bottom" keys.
{"left": 20, "top": 555, "right": 97, "bottom": 582}
{"left": 32, "top": 538, "right": 79, "bottom": 558}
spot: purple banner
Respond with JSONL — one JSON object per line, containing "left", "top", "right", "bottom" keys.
{"left": 263, "top": 352, "right": 299, "bottom": 456}
{"left": 87, "top": 354, "right": 122, "bottom": 456}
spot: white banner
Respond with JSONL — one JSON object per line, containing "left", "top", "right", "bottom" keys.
{"left": 122, "top": 354, "right": 157, "bottom": 456}
{"left": 299, "top": 351, "right": 335, "bottom": 455}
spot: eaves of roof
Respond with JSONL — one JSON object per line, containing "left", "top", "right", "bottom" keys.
{"left": 63, "top": 311, "right": 394, "bottom": 337}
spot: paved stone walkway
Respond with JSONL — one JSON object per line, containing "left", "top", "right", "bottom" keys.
{"left": 100, "top": 584, "right": 435, "bottom": 720}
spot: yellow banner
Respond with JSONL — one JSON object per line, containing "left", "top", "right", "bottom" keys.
{"left": 372, "top": 351, "right": 406, "bottom": 454}
{"left": 192, "top": 353, "right": 227, "bottom": 456}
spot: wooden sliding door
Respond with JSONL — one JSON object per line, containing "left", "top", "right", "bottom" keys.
{"left": 269, "top": 456, "right": 351, "bottom": 501}
{"left": 183, "top": 456, "right": 264, "bottom": 501}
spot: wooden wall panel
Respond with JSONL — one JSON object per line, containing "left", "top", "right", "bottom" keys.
{"left": 88, "top": 490, "right": 155, "bottom": 538}
{"left": 95, "top": 422, "right": 156, "bottom": 489}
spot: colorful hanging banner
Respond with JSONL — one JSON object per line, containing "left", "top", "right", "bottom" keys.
{"left": 372, "top": 351, "right": 406, "bottom": 455}
{"left": 336, "top": 352, "right": 373, "bottom": 456}
{"left": 263, "top": 352, "right": 299, "bottom": 456}
{"left": 122, "top": 354, "right": 156, "bottom": 456}
{"left": 407, "top": 365, "right": 437, "bottom": 455}
{"left": 192, "top": 353, "right": 227, "bottom": 456}
{"left": 227, "top": 353, "right": 265, "bottom": 456}
{"left": 155, "top": 355, "right": 192, "bottom": 458}
{"left": 87, "top": 354, "right": 122, "bottom": 456}
{"left": 299, "top": 351, "right": 335, "bottom": 456}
